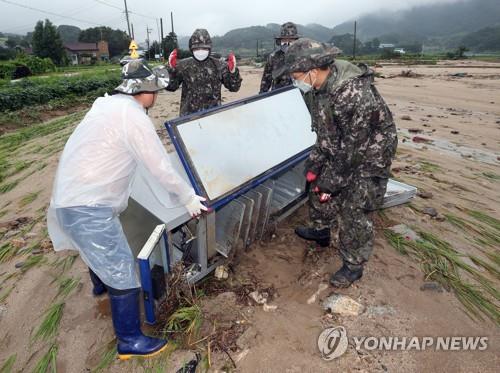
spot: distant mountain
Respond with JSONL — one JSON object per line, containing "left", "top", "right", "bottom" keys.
{"left": 332, "top": 0, "right": 500, "bottom": 44}
{"left": 57, "top": 25, "right": 81, "bottom": 43}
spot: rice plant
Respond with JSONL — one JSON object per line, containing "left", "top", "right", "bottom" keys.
{"left": 384, "top": 229, "right": 500, "bottom": 325}
{"left": 482, "top": 172, "right": 500, "bottom": 181}
{"left": 166, "top": 305, "right": 203, "bottom": 342}
{"left": 0, "top": 243, "right": 18, "bottom": 263}
{"left": 419, "top": 161, "right": 440, "bottom": 173}
{"left": 0, "top": 354, "right": 16, "bottom": 373}
{"left": 56, "top": 277, "right": 80, "bottom": 299}
{"left": 33, "top": 302, "right": 65, "bottom": 342}
{"left": 0, "top": 180, "right": 19, "bottom": 194}
{"left": 19, "top": 191, "right": 41, "bottom": 208}
{"left": 0, "top": 286, "right": 14, "bottom": 303}
{"left": 51, "top": 254, "right": 78, "bottom": 275}
{"left": 32, "top": 344, "right": 57, "bottom": 373}
{"left": 91, "top": 341, "right": 117, "bottom": 373}
{"left": 19, "top": 255, "right": 47, "bottom": 273}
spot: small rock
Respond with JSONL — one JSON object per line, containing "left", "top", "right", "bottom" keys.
{"left": 420, "top": 282, "right": 444, "bottom": 293}
{"left": 40, "top": 239, "right": 53, "bottom": 251}
{"left": 31, "top": 249, "right": 43, "bottom": 255}
{"left": 262, "top": 303, "right": 278, "bottom": 312}
{"left": 423, "top": 207, "right": 438, "bottom": 218}
{"left": 322, "top": 294, "right": 365, "bottom": 316}
{"left": 236, "top": 327, "right": 258, "bottom": 350}
{"left": 24, "top": 232, "right": 37, "bottom": 239}
{"left": 408, "top": 128, "right": 423, "bottom": 134}
{"left": 401, "top": 115, "right": 412, "bottom": 121}
{"left": 366, "top": 305, "right": 396, "bottom": 317}
{"left": 15, "top": 261, "right": 25, "bottom": 269}
{"left": 417, "top": 191, "right": 433, "bottom": 199}
{"left": 451, "top": 130, "right": 460, "bottom": 135}
{"left": 435, "top": 215, "right": 446, "bottom": 222}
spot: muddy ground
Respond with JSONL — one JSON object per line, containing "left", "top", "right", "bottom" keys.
{"left": 0, "top": 60, "right": 499, "bottom": 372}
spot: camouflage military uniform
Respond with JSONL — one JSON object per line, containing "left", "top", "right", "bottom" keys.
{"left": 278, "top": 39, "right": 397, "bottom": 269}
{"left": 167, "top": 28, "right": 242, "bottom": 116}
{"left": 259, "top": 22, "right": 299, "bottom": 93}
{"left": 308, "top": 60, "right": 397, "bottom": 267}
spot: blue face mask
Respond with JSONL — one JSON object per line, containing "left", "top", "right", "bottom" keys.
{"left": 293, "top": 71, "right": 314, "bottom": 94}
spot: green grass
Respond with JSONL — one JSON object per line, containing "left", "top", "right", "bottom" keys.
{"left": 18, "top": 191, "right": 41, "bottom": 208}
{"left": 0, "top": 354, "right": 16, "bottom": 373}
{"left": 32, "top": 344, "right": 57, "bottom": 373}
{"left": 384, "top": 229, "right": 500, "bottom": 325}
{"left": 56, "top": 277, "right": 80, "bottom": 299}
{"left": 33, "top": 302, "right": 65, "bottom": 342}
{"left": 445, "top": 212, "right": 500, "bottom": 247}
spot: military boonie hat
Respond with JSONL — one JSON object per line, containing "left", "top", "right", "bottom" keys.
{"left": 189, "top": 28, "right": 212, "bottom": 50}
{"left": 276, "top": 22, "right": 300, "bottom": 40}
{"left": 272, "top": 38, "right": 341, "bottom": 79}
{"left": 114, "top": 60, "right": 169, "bottom": 94}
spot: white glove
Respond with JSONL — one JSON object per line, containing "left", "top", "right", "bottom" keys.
{"left": 185, "top": 195, "right": 208, "bottom": 217}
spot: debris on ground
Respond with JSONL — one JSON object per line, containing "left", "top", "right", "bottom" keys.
{"left": 365, "top": 305, "right": 396, "bottom": 317}
{"left": 420, "top": 282, "right": 444, "bottom": 293}
{"left": 236, "top": 326, "right": 258, "bottom": 350}
{"left": 249, "top": 290, "right": 278, "bottom": 312}
{"left": 307, "top": 283, "right": 329, "bottom": 304}
{"left": 451, "top": 130, "right": 460, "bottom": 135}
{"left": 388, "top": 224, "right": 419, "bottom": 241}
{"left": 215, "top": 265, "right": 229, "bottom": 280}
{"left": 322, "top": 294, "right": 365, "bottom": 316}
{"left": 412, "top": 136, "right": 433, "bottom": 144}
{"left": 401, "top": 115, "right": 413, "bottom": 121}
{"left": 408, "top": 128, "right": 423, "bottom": 133}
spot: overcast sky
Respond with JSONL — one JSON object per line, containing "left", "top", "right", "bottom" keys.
{"left": 1, "top": 0, "right": 460, "bottom": 41}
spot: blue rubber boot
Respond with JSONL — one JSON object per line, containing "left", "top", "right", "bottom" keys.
{"left": 89, "top": 269, "right": 107, "bottom": 296}
{"left": 109, "top": 288, "right": 168, "bottom": 360}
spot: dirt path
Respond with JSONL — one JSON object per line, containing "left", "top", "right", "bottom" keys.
{"left": 0, "top": 61, "right": 499, "bottom": 372}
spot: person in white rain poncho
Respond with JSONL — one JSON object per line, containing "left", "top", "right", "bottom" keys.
{"left": 47, "top": 59, "right": 207, "bottom": 360}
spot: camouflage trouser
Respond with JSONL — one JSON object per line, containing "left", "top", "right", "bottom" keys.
{"left": 309, "top": 176, "right": 388, "bottom": 268}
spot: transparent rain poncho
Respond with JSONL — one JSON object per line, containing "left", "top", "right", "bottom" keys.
{"left": 47, "top": 93, "right": 195, "bottom": 289}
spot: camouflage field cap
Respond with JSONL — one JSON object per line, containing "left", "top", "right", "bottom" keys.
{"left": 114, "top": 60, "right": 169, "bottom": 95}
{"left": 272, "top": 38, "right": 341, "bottom": 79}
{"left": 189, "top": 28, "right": 212, "bottom": 50}
{"left": 276, "top": 22, "right": 300, "bottom": 40}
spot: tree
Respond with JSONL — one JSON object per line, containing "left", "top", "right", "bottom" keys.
{"left": 162, "top": 32, "right": 178, "bottom": 57}
{"left": 329, "top": 34, "right": 363, "bottom": 56}
{"left": 32, "top": 19, "right": 67, "bottom": 65}
{"left": 57, "top": 25, "right": 81, "bottom": 43}
{"left": 79, "top": 27, "right": 130, "bottom": 57}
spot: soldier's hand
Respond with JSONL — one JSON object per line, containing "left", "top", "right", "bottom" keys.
{"left": 227, "top": 52, "right": 236, "bottom": 73}
{"left": 319, "top": 193, "right": 332, "bottom": 203}
{"left": 306, "top": 171, "right": 317, "bottom": 182}
{"left": 169, "top": 49, "right": 178, "bottom": 68}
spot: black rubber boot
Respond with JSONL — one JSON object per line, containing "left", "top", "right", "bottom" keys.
{"left": 330, "top": 263, "right": 363, "bottom": 288}
{"left": 294, "top": 226, "right": 331, "bottom": 247}
{"left": 89, "top": 269, "right": 107, "bottom": 296}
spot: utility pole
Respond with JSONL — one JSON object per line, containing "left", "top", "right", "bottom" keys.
{"left": 353, "top": 21, "right": 357, "bottom": 60}
{"left": 170, "top": 12, "right": 175, "bottom": 34}
{"left": 146, "top": 26, "right": 152, "bottom": 60}
{"left": 160, "top": 18, "right": 164, "bottom": 41}
{"left": 256, "top": 40, "right": 259, "bottom": 57}
{"left": 124, "top": 0, "right": 132, "bottom": 38}
{"left": 131, "top": 23, "right": 135, "bottom": 40}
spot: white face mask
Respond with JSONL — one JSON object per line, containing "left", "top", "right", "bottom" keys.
{"left": 193, "top": 49, "right": 209, "bottom": 61}
{"left": 293, "top": 71, "right": 314, "bottom": 94}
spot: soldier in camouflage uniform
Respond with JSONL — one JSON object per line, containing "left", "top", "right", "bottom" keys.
{"left": 259, "top": 22, "right": 299, "bottom": 93}
{"left": 166, "top": 28, "right": 242, "bottom": 116}
{"left": 275, "top": 38, "right": 397, "bottom": 287}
